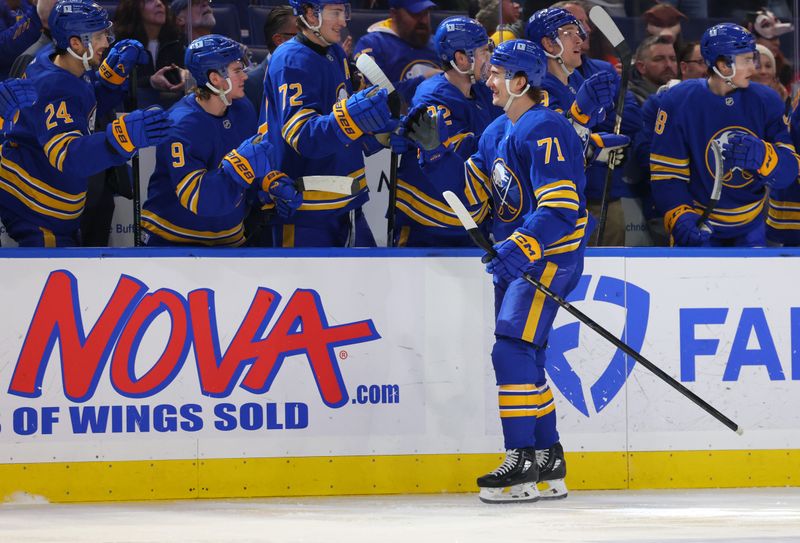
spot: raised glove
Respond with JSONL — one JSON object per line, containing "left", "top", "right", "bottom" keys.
{"left": 670, "top": 210, "right": 712, "bottom": 247}
{"left": 572, "top": 71, "right": 617, "bottom": 128}
{"left": 0, "top": 79, "right": 37, "bottom": 120}
{"left": 332, "top": 85, "right": 393, "bottom": 143}
{"left": 586, "top": 132, "right": 630, "bottom": 166}
{"left": 405, "top": 104, "right": 449, "bottom": 163}
{"left": 388, "top": 121, "right": 413, "bottom": 154}
{"left": 485, "top": 228, "right": 542, "bottom": 283}
{"left": 262, "top": 170, "right": 303, "bottom": 218}
{"left": 106, "top": 106, "right": 172, "bottom": 156}
{"left": 722, "top": 133, "right": 777, "bottom": 179}
{"left": 99, "top": 39, "right": 149, "bottom": 87}
{"left": 221, "top": 134, "right": 273, "bottom": 188}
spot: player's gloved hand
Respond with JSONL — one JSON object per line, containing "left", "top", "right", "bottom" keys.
{"left": 585, "top": 132, "right": 630, "bottom": 166}
{"left": 332, "top": 85, "right": 393, "bottom": 143}
{"left": 670, "top": 211, "right": 712, "bottom": 247}
{"left": 572, "top": 71, "right": 617, "bottom": 128}
{"left": 261, "top": 170, "right": 303, "bottom": 218}
{"left": 387, "top": 120, "right": 413, "bottom": 154}
{"left": 0, "top": 79, "right": 37, "bottom": 120}
{"left": 106, "top": 106, "right": 172, "bottom": 156}
{"left": 405, "top": 104, "right": 449, "bottom": 163}
{"left": 485, "top": 228, "right": 542, "bottom": 283}
{"left": 722, "top": 133, "right": 777, "bottom": 181}
{"left": 99, "top": 39, "right": 149, "bottom": 87}
{"left": 221, "top": 134, "right": 274, "bottom": 188}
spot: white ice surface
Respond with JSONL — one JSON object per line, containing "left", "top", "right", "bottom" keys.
{"left": 2, "top": 488, "right": 799, "bottom": 543}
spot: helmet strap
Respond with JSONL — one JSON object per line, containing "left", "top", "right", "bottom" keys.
{"left": 503, "top": 78, "right": 530, "bottom": 112}
{"left": 205, "top": 77, "right": 234, "bottom": 106}
{"left": 449, "top": 52, "right": 477, "bottom": 84}
{"left": 713, "top": 59, "right": 737, "bottom": 89}
{"left": 544, "top": 37, "right": 572, "bottom": 77}
{"left": 67, "top": 36, "right": 94, "bottom": 72}
{"left": 300, "top": 9, "right": 331, "bottom": 46}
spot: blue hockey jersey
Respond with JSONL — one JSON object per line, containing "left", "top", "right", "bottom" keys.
{"left": 0, "top": 49, "right": 129, "bottom": 245}
{"left": 141, "top": 95, "right": 259, "bottom": 246}
{"left": 650, "top": 79, "right": 799, "bottom": 240}
{"left": 395, "top": 73, "right": 501, "bottom": 244}
{"left": 766, "top": 93, "right": 800, "bottom": 245}
{"left": 353, "top": 20, "right": 440, "bottom": 104}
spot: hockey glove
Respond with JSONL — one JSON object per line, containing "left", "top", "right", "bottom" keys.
{"left": 332, "top": 85, "right": 393, "bottom": 143}
{"left": 107, "top": 106, "right": 172, "bottom": 157}
{"left": 722, "top": 133, "right": 778, "bottom": 181}
{"left": 261, "top": 170, "right": 303, "bottom": 218}
{"left": 388, "top": 121, "right": 413, "bottom": 154}
{"left": 405, "top": 104, "right": 449, "bottom": 163}
{"left": 221, "top": 135, "right": 273, "bottom": 189}
{"left": 571, "top": 71, "right": 617, "bottom": 129}
{"left": 0, "top": 79, "right": 37, "bottom": 121}
{"left": 485, "top": 229, "right": 542, "bottom": 283}
{"left": 585, "top": 132, "right": 630, "bottom": 167}
{"left": 99, "top": 39, "right": 149, "bottom": 88}
{"left": 669, "top": 209, "right": 712, "bottom": 247}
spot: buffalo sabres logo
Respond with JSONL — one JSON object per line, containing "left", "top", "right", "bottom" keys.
{"left": 401, "top": 61, "right": 440, "bottom": 80}
{"left": 706, "top": 127, "right": 757, "bottom": 187}
{"left": 491, "top": 159, "right": 523, "bottom": 222}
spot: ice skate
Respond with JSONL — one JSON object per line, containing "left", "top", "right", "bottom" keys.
{"left": 536, "top": 442, "right": 568, "bottom": 499}
{"left": 477, "top": 448, "right": 540, "bottom": 504}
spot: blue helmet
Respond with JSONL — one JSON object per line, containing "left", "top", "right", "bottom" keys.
{"left": 49, "top": 0, "right": 113, "bottom": 51}
{"left": 434, "top": 16, "right": 489, "bottom": 64}
{"left": 525, "top": 7, "right": 585, "bottom": 45}
{"left": 490, "top": 39, "right": 547, "bottom": 87}
{"left": 185, "top": 34, "right": 246, "bottom": 87}
{"left": 700, "top": 23, "right": 756, "bottom": 66}
{"left": 288, "top": 0, "right": 351, "bottom": 18}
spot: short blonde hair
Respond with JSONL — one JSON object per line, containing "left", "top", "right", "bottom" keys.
{"left": 756, "top": 43, "right": 776, "bottom": 75}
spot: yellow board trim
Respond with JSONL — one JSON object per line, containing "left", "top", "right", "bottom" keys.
{"left": 1, "top": 450, "right": 797, "bottom": 503}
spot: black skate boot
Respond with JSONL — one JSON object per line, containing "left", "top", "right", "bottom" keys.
{"left": 476, "top": 448, "right": 539, "bottom": 504}
{"left": 536, "top": 442, "right": 568, "bottom": 499}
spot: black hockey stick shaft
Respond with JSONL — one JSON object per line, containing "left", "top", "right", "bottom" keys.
{"left": 130, "top": 68, "right": 142, "bottom": 247}
{"left": 387, "top": 151, "right": 398, "bottom": 246}
{"left": 460, "top": 213, "right": 741, "bottom": 434}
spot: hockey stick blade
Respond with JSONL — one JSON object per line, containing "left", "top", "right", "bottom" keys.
{"left": 589, "top": 6, "right": 630, "bottom": 59}
{"left": 295, "top": 176, "right": 358, "bottom": 195}
{"left": 443, "top": 190, "right": 743, "bottom": 435}
{"left": 355, "top": 54, "right": 395, "bottom": 94}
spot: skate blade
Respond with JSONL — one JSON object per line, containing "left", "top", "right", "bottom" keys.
{"left": 537, "top": 479, "right": 568, "bottom": 500}
{"left": 479, "top": 482, "right": 540, "bottom": 504}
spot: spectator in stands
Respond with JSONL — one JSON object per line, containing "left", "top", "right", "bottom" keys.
{"left": 114, "top": 0, "right": 186, "bottom": 98}
{"left": 172, "top": 0, "right": 215, "bottom": 42}
{"left": 754, "top": 43, "right": 788, "bottom": 102}
{"left": 657, "top": 0, "right": 705, "bottom": 19}
{"left": 629, "top": 35, "right": 677, "bottom": 106}
{"left": 677, "top": 40, "right": 704, "bottom": 79}
{"left": 745, "top": 8, "right": 793, "bottom": 91}
{"left": 641, "top": 3, "right": 685, "bottom": 46}
{"left": 8, "top": 0, "right": 56, "bottom": 79}
{"left": 475, "top": 0, "right": 522, "bottom": 45}
{"left": 0, "top": 0, "right": 42, "bottom": 79}
{"left": 353, "top": 0, "right": 440, "bottom": 104}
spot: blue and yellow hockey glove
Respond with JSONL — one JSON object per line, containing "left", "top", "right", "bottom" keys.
{"left": 666, "top": 205, "right": 712, "bottom": 247}
{"left": 586, "top": 132, "right": 630, "bottom": 166}
{"left": 332, "top": 85, "right": 393, "bottom": 144}
{"left": 485, "top": 228, "right": 542, "bottom": 283}
{"left": 99, "top": 39, "right": 149, "bottom": 88}
{"left": 221, "top": 135, "right": 273, "bottom": 188}
{"left": 106, "top": 106, "right": 172, "bottom": 156}
{"left": 405, "top": 104, "right": 449, "bottom": 164}
{"left": 571, "top": 71, "right": 617, "bottom": 129}
{"left": 722, "top": 133, "right": 778, "bottom": 181}
{"left": 0, "top": 79, "right": 37, "bottom": 121}
{"left": 261, "top": 170, "right": 303, "bottom": 218}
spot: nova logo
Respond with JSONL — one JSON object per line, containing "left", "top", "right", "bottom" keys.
{"left": 8, "top": 270, "right": 380, "bottom": 407}
{"left": 546, "top": 275, "right": 650, "bottom": 417}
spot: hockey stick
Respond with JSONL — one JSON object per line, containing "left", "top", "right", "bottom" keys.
{"left": 589, "top": 6, "right": 632, "bottom": 246}
{"left": 442, "top": 190, "right": 743, "bottom": 435}
{"left": 697, "top": 140, "right": 724, "bottom": 227}
{"left": 295, "top": 176, "right": 359, "bottom": 195}
{"left": 355, "top": 54, "right": 401, "bottom": 247}
{"left": 130, "top": 67, "right": 142, "bottom": 247}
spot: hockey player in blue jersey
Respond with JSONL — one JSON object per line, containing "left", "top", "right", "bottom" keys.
{"left": 353, "top": 0, "right": 440, "bottom": 105}
{"left": 464, "top": 39, "right": 587, "bottom": 503}
{"left": 0, "top": 78, "right": 37, "bottom": 135}
{"left": 766, "top": 97, "right": 800, "bottom": 246}
{"left": 0, "top": 0, "right": 172, "bottom": 247}
{"left": 390, "top": 16, "right": 502, "bottom": 246}
{"left": 141, "top": 35, "right": 300, "bottom": 247}
{"left": 650, "top": 23, "right": 800, "bottom": 247}
{"left": 261, "top": 0, "right": 395, "bottom": 247}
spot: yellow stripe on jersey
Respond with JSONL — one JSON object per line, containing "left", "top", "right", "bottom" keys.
{"left": 465, "top": 158, "right": 490, "bottom": 206}
{"left": 294, "top": 170, "right": 367, "bottom": 211}
{"left": 281, "top": 108, "right": 316, "bottom": 152}
{"left": 176, "top": 169, "right": 205, "bottom": 213}
{"left": 521, "top": 261, "right": 558, "bottom": 343}
{"left": 650, "top": 153, "right": 690, "bottom": 167}
{"left": 141, "top": 210, "right": 245, "bottom": 246}
{"left": 543, "top": 215, "right": 588, "bottom": 257}
{"left": 0, "top": 154, "right": 85, "bottom": 220}
{"left": 707, "top": 198, "right": 765, "bottom": 227}
{"left": 767, "top": 199, "right": 800, "bottom": 230}
{"left": 534, "top": 180, "right": 580, "bottom": 211}
{"left": 44, "top": 130, "right": 81, "bottom": 172}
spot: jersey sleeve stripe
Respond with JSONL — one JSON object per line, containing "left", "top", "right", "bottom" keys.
{"left": 650, "top": 153, "right": 690, "bottom": 167}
